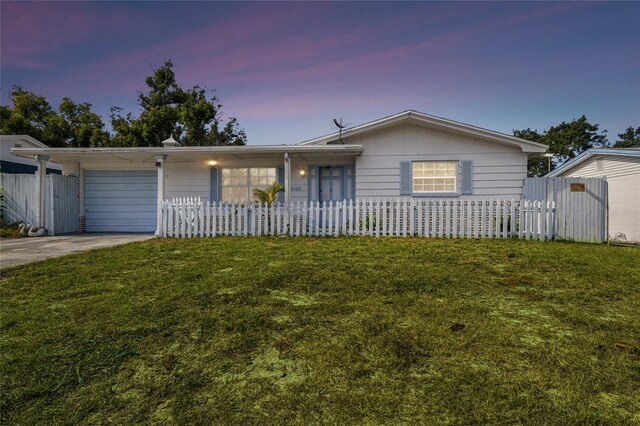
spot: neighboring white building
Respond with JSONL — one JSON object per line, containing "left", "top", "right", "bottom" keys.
{"left": 548, "top": 148, "right": 640, "bottom": 243}
{"left": 0, "top": 135, "right": 61, "bottom": 174}
{"left": 10, "top": 110, "right": 548, "bottom": 233}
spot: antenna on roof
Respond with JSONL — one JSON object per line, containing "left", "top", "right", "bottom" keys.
{"left": 333, "top": 117, "right": 347, "bottom": 144}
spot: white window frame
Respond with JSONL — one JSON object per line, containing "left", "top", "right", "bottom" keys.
{"left": 411, "top": 160, "right": 460, "bottom": 197}
{"left": 220, "top": 167, "right": 277, "bottom": 202}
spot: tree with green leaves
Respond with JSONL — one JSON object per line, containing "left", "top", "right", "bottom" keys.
{"left": 613, "top": 126, "right": 640, "bottom": 148}
{"left": 514, "top": 116, "right": 609, "bottom": 177}
{"left": 108, "top": 59, "right": 247, "bottom": 146}
{"left": 1, "top": 86, "right": 109, "bottom": 147}
{"left": 58, "top": 98, "right": 110, "bottom": 147}
{"left": 0, "top": 86, "right": 58, "bottom": 145}
{"left": 2, "top": 60, "right": 247, "bottom": 147}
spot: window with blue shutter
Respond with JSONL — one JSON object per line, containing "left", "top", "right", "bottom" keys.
{"left": 461, "top": 160, "right": 473, "bottom": 195}
{"left": 400, "top": 161, "right": 412, "bottom": 195}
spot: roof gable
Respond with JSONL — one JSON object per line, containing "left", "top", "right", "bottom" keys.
{"left": 547, "top": 148, "right": 640, "bottom": 177}
{"left": 0, "top": 135, "right": 49, "bottom": 149}
{"left": 298, "top": 110, "right": 548, "bottom": 153}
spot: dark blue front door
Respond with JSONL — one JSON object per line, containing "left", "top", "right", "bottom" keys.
{"left": 319, "top": 166, "right": 343, "bottom": 202}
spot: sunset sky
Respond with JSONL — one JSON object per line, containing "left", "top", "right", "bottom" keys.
{"left": 1, "top": 1, "right": 639, "bottom": 145}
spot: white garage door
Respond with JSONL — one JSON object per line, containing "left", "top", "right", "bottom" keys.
{"left": 85, "top": 170, "right": 157, "bottom": 232}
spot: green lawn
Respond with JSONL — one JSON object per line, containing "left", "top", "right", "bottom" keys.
{"left": 1, "top": 238, "right": 639, "bottom": 424}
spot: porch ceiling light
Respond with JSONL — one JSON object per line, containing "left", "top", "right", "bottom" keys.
{"left": 207, "top": 160, "right": 218, "bottom": 166}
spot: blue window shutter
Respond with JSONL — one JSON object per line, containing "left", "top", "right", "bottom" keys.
{"left": 345, "top": 165, "right": 355, "bottom": 200}
{"left": 400, "top": 161, "right": 412, "bottom": 195}
{"left": 210, "top": 167, "right": 219, "bottom": 202}
{"left": 277, "top": 167, "right": 285, "bottom": 203}
{"left": 461, "top": 160, "right": 473, "bottom": 194}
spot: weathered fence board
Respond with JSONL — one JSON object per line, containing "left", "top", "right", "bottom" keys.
{"left": 524, "top": 177, "right": 607, "bottom": 243}
{"left": 0, "top": 173, "right": 38, "bottom": 226}
{"left": 1, "top": 173, "right": 79, "bottom": 235}
{"left": 49, "top": 174, "right": 80, "bottom": 235}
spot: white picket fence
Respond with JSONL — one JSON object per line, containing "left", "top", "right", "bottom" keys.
{"left": 159, "top": 197, "right": 555, "bottom": 240}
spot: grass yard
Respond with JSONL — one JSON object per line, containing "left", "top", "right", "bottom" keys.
{"left": 1, "top": 237, "right": 639, "bottom": 424}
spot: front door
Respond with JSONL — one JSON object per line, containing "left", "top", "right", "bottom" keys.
{"left": 319, "top": 166, "right": 343, "bottom": 202}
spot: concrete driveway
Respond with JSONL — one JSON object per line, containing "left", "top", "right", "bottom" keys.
{"left": 0, "top": 233, "right": 154, "bottom": 268}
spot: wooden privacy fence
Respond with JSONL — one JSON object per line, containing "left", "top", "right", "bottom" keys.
{"left": 159, "top": 198, "right": 555, "bottom": 241}
{"left": 524, "top": 177, "right": 607, "bottom": 243}
{"left": 0, "top": 173, "right": 79, "bottom": 235}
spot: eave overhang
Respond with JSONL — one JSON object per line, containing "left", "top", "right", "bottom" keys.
{"left": 298, "top": 110, "right": 549, "bottom": 153}
{"left": 10, "top": 144, "right": 365, "bottom": 163}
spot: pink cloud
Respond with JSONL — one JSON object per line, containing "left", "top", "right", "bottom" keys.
{"left": 2, "top": 1, "right": 584, "bottom": 121}
{"left": 169, "top": 2, "right": 581, "bottom": 89}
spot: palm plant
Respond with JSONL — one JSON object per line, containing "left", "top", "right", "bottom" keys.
{"left": 253, "top": 182, "right": 284, "bottom": 206}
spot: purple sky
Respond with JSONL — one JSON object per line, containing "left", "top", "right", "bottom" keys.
{"left": 2, "top": 1, "right": 639, "bottom": 145}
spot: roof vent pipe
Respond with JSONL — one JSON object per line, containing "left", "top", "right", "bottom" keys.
{"left": 161, "top": 136, "right": 181, "bottom": 147}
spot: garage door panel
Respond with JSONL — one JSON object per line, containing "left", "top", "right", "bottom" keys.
{"left": 87, "top": 217, "right": 156, "bottom": 225}
{"left": 88, "top": 216, "right": 157, "bottom": 223}
{"left": 87, "top": 204, "right": 157, "bottom": 213}
{"left": 85, "top": 170, "right": 157, "bottom": 232}
{"left": 85, "top": 193, "right": 157, "bottom": 199}
{"left": 84, "top": 197, "right": 157, "bottom": 205}
{"left": 85, "top": 176, "right": 157, "bottom": 185}
{"left": 90, "top": 205, "right": 156, "bottom": 217}
{"left": 85, "top": 170, "right": 156, "bottom": 178}
{"left": 85, "top": 183, "right": 158, "bottom": 192}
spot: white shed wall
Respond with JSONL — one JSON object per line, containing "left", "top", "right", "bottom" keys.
{"left": 350, "top": 124, "right": 528, "bottom": 199}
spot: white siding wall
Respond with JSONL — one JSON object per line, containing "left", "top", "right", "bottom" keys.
{"left": 559, "top": 155, "right": 640, "bottom": 242}
{"left": 351, "top": 124, "right": 528, "bottom": 199}
{"left": 164, "top": 162, "right": 210, "bottom": 200}
{"left": 289, "top": 157, "right": 308, "bottom": 203}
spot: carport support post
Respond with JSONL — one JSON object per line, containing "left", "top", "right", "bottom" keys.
{"left": 34, "top": 155, "right": 49, "bottom": 229}
{"left": 284, "top": 152, "right": 291, "bottom": 233}
{"left": 284, "top": 153, "right": 290, "bottom": 205}
{"left": 156, "top": 155, "right": 167, "bottom": 236}
{"left": 78, "top": 167, "right": 86, "bottom": 232}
